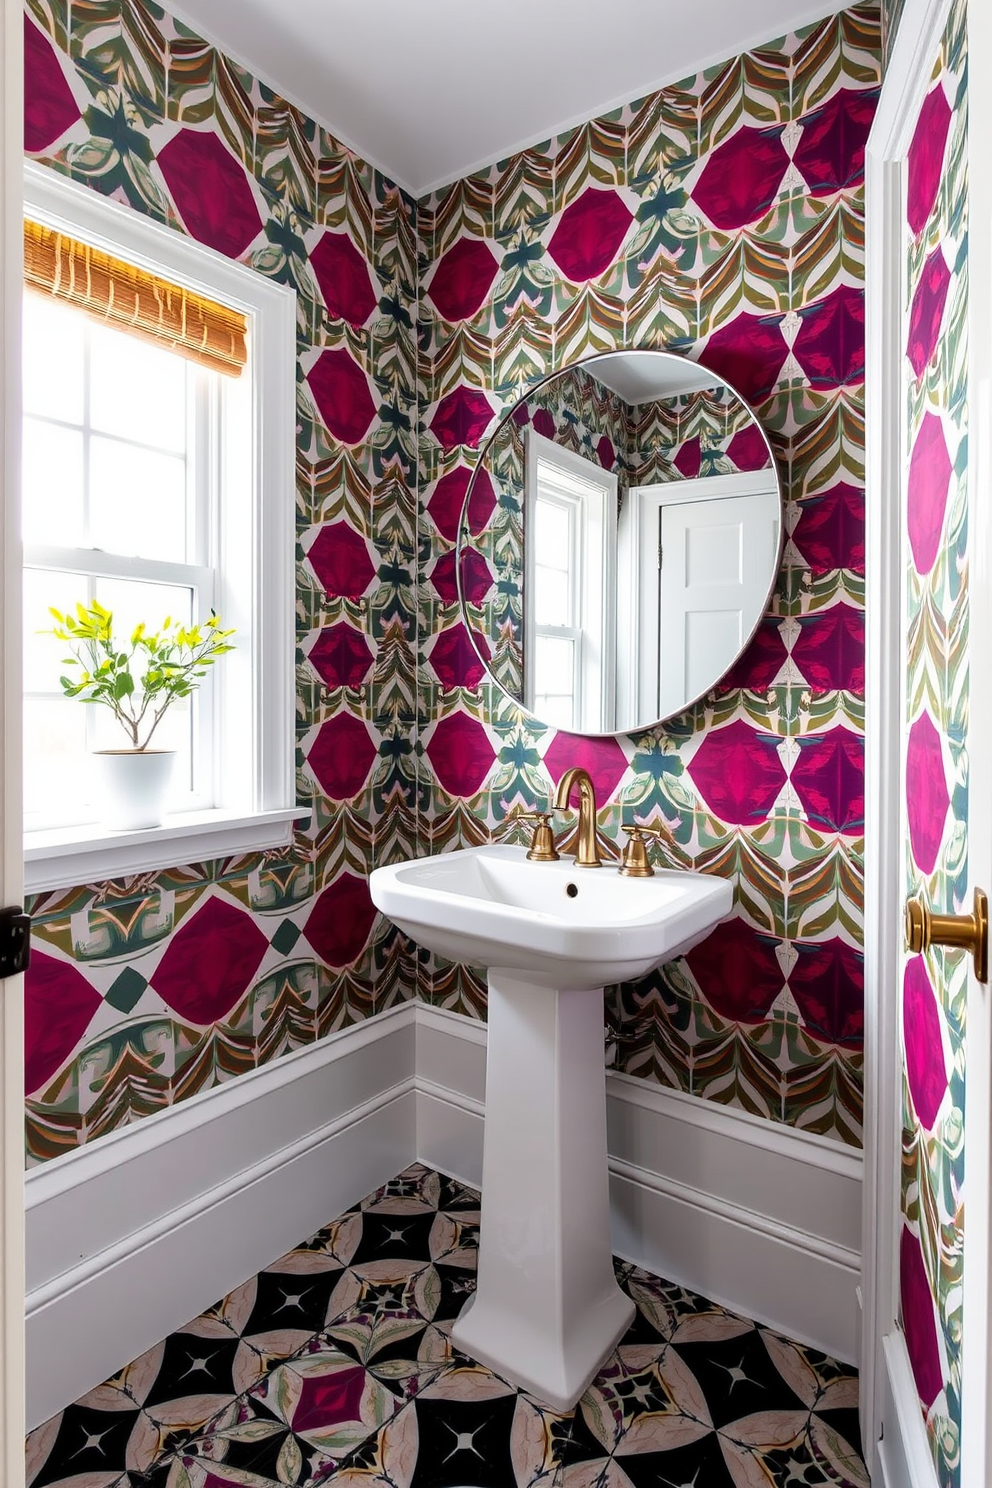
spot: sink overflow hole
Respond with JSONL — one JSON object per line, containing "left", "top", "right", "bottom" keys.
{"left": 565, "top": 883, "right": 579, "bottom": 898}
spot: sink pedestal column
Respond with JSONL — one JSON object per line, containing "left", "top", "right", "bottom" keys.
{"left": 450, "top": 970, "right": 635, "bottom": 1412}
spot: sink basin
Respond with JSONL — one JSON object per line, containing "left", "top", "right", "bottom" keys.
{"left": 369, "top": 843, "right": 732, "bottom": 1412}
{"left": 369, "top": 842, "right": 733, "bottom": 988}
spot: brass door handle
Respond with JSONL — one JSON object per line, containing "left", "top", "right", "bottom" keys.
{"left": 906, "top": 887, "right": 988, "bottom": 984}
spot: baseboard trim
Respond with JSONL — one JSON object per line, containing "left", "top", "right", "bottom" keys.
{"left": 415, "top": 1005, "right": 862, "bottom": 1364}
{"left": 26, "top": 1000, "right": 864, "bottom": 1427}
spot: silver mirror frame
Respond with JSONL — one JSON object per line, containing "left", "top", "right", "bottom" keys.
{"left": 455, "top": 348, "right": 785, "bottom": 739}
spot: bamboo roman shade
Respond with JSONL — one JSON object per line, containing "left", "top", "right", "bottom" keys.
{"left": 23, "top": 219, "right": 248, "bottom": 377}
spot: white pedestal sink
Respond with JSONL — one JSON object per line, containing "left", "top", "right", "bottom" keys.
{"left": 369, "top": 844, "right": 732, "bottom": 1411}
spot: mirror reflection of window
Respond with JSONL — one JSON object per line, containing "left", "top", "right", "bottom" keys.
{"left": 525, "top": 433, "right": 617, "bottom": 733}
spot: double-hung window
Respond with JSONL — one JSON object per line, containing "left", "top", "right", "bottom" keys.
{"left": 22, "top": 164, "right": 297, "bottom": 891}
{"left": 524, "top": 431, "right": 617, "bottom": 732}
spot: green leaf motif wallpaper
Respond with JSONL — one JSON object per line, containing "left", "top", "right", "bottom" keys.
{"left": 23, "top": 0, "right": 881, "bottom": 1166}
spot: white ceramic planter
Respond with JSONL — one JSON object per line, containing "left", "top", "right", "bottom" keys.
{"left": 90, "top": 750, "right": 176, "bottom": 830}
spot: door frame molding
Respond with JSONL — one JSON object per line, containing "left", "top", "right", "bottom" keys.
{"left": 0, "top": 0, "right": 25, "bottom": 1481}
{"left": 863, "top": 0, "right": 956, "bottom": 1482}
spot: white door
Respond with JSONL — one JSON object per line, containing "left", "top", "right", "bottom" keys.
{"left": 865, "top": 1, "right": 991, "bottom": 1484}
{"left": 623, "top": 477, "right": 779, "bottom": 721}
{"left": 0, "top": 0, "right": 26, "bottom": 1481}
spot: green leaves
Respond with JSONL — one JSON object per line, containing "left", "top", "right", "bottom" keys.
{"left": 44, "top": 600, "right": 236, "bottom": 751}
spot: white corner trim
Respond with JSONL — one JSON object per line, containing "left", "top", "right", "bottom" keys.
{"left": 876, "top": 1332, "right": 940, "bottom": 1488}
{"left": 26, "top": 999, "right": 864, "bottom": 1429}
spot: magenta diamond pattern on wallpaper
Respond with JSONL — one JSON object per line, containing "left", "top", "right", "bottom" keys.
{"left": 789, "top": 939, "right": 864, "bottom": 1047}
{"left": 306, "top": 875, "right": 378, "bottom": 969}
{"left": 426, "top": 712, "right": 495, "bottom": 798}
{"left": 24, "top": 951, "right": 102, "bottom": 1095}
{"left": 542, "top": 733, "right": 628, "bottom": 804}
{"left": 907, "top": 85, "right": 952, "bottom": 237}
{"left": 907, "top": 411, "right": 952, "bottom": 576}
{"left": 430, "top": 548, "right": 492, "bottom": 608}
{"left": 150, "top": 896, "right": 269, "bottom": 1025}
{"left": 430, "top": 387, "right": 496, "bottom": 451}
{"left": 687, "top": 720, "right": 786, "bottom": 826}
{"left": 427, "top": 465, "right": 496, "bottom": 542}
{"left": 722, "top": 618, "right": 787, "bottom": 690}
{"left": 792, "top": 285, "right": 865, "bottom": 387}
{"left": 310, "top": 232, "right": 379, "bottom": 328}
{"left": 429, "top": 625, "right": 489, "bottom": 690}
{"left": 908, "top": 249, "right": 951, "bottom": 378}
{"left": 546, "top": 188, "right": 632, "bottom": 282}
{"left": 157, "top": 130, "right": 262, "bottom": 259}
{"left": 307, "top": 349, "right": 377, "bottom": 446}
{"left": 794, "top": 484, "right": 865, "bottom": 574}
{"left": 685, "top": 918, "right": 783, "bottom": 1025}
{"left": 428, "top": 238, "right": 499, "bottom": 323}
{"left": 903, "top": 957, "right": 949, "bottom": 1130}
{"left": 792, "top": 88, "right": 876, "bottom": 195}
{"left": 674, "top": 437, "right": 702, "bottom": 478}
{"left": 905, "top": 711, "right": 950, "bottom": 877}
{"left": 691, "top": 124, "right": 789, "bottom": 229}
{"left": 791, "top": 727, "right": 864, "bottom": 834}
{"left": 900, "top": 1225, "right": 945, "bottom": 1410}
{"left": 308, "top": 714, "right": 377, "bottom": 800}
{"left": 791, "top": 605, "right": 865, "bottom": 693}
{"left": 306, "top": 523, "right": 377, "bottom": 601}
{"left": 701, "top": 312, "right": 787, "bottom": 405}
{"left": 307, "top": 623, "right": 374, "bottom": 690}
{"left": 23, "top": 16, "right": 79, "bottom": 155}
{"left": 726, "top": 424, "right": 771, "bottom": 472}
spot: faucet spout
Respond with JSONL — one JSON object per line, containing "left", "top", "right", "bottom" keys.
{"left": 553, "top": 767, "right": 602, "bottom": 867}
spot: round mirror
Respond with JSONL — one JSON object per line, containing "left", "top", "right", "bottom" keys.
{"left": 456, "top": 349, "right": 783, "bottom": 737}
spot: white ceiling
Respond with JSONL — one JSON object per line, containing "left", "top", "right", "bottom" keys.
{"left": 166, "top": 0, "right": 853, "bottom": 197}
{"left": 589, "top": 352, "right": 725, "bottom": 404}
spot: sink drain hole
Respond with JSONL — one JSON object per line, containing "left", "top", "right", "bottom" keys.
{"left": 565, "top": 883, "right": 578, "bottom": 898}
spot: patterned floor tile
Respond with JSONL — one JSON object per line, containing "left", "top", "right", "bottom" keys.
{"left": 26, "top": 1166, "right": 869, "bottom": 1488}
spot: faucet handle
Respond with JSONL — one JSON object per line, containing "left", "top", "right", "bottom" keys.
{"left": 494, "top": 810, "right": 560, "bottom": 862}
{"left": 619, "top": 823, "right": 668, "bottom": 878}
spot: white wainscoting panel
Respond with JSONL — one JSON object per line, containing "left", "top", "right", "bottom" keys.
{"left": 26, "top": 1000, "right": 864, "bottom": 1429}
{"left": 25, "top": 1004, "right": 418, "bottom": 1430}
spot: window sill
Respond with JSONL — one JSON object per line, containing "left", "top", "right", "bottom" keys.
{"left": 24, "top": 806, "right": 308, "bottom": 894}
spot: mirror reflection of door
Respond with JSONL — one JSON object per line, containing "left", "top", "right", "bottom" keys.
{"left": 524, "top": 431, "right": 617, "bottom": 732}
{"left": 617, "top": 472, "right": 780, "bottom": 723}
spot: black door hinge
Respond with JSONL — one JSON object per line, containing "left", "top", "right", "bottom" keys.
{"left": 0, "top": 906, "right": 31, "bottom": 979}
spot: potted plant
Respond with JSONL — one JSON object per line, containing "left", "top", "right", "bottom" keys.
{"left": 47, "top": 600, "right": 235, "bottom": 830}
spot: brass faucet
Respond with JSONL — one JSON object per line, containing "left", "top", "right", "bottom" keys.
{"left": 553, "top": 767, "right": 603, "bottom": 867}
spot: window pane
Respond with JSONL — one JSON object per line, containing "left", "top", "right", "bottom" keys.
{"left": 22, "top": 292, "right": 85, "bottom": 424}
{"left": 23, "top": 697, "right": 90, "bottom": 820}
{"left": 23, "top": 567, "right": 86, "bottom": 695}
{"left": 532, "top": 693, "right": 574, "bottom": 729}
{"left": 535, "top": 497, "right": 570, "bottom": 555}
{"left": 534, "top": 635, "right": 575, "bottom": 699}
{"left": 90, "top": 322, "right": 188, "bottom": 453}
{"left": 89, "top": 435, "right": 187, "bottom": 560}
{"left": 93, "top": 578, "right": 195, "bottom": 783}
{"left": 534, "top": 566, "right": 570, "bottom": 626}
{"left": 22, "top": 417, "right": 85, "bottom": 546}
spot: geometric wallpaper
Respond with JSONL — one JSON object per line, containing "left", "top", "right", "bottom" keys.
{"left": 899, "top": 2, "right": 969, "bottom": 1483}
{"left": 417, "top": 5, "right": 880, "bottom": 1150}
{"left": 23, "top": 0, "right": 881, "bottom": 1165}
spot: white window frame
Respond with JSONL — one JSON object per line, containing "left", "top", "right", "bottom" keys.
{"left": 22, "top": 162, "right": 298, "bottom": 892}
{"left": 524, "top": 430, "right": 617, "bottom": 732}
